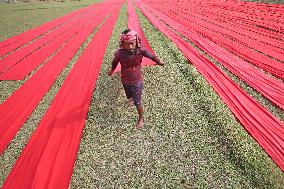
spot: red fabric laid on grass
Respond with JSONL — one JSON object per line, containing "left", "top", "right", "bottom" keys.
{"left": 157, "top": 0, "right": 284, "bottom": 33}
{"left": 212, "top": 0, "right": 284, "bottom": 31}
{"left": 180, "top": 9, "right": 284, "bottom": 61}
{"left": 144, "top": 1, "right": 284, "bottom": 80}
{"left": 176, "top": 4, "right": 284, "bottom": 51}
{"left": 136, "top": 0, "right": 284, "bottom": 171}
{"left": 145, "top": 1, "right": 284, "bottom": 62}
{"left": 145, "top": 5, "right": 284, "bottom": 110}
{"left": 1, "top": 2, "right": 122, "bottom": 188}
{"left": 0, "top": 3, "right": 98, "bottom": 57}
{"left": 0, "top": 7, "right": 108, "bottom": 155}
{"left": 113, "top": 0, "right": 157, "bottom": 73}
{"left": 0, "top": 11, "right": 93, "bottom": 74}
{"left": 0, "top": 26, "right": 80, "bottom": 80}
{"left": 0, "top": 6, "right": 106, "bottom": 80}
{"left": 189, "top": 5, "right": 284, "bottom": 46}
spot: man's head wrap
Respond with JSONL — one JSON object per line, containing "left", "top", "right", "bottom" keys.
{"left": 119, "top": 29, "right": 141, "bottom": 48}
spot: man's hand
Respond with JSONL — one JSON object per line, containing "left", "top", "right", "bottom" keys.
{"left": 158, "top": 61, "right": 165, "bottom": 66}
{"left": 108, "top": 70, "right": 114, "bottom": 76}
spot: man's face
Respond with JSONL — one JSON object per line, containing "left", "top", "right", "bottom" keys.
{"left": 123, "top": 41, "right": 136, "bottom": 50}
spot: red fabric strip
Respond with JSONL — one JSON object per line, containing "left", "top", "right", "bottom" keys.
{"left": 0, "top": 10, "right": 94, "bottom": 74}
{"left": 136, "top": 0, "right": 284, "bottom": 171}
{"left": 145, "top": 1, "right": 284, "bottom": 62}
{"left": 143, "top": 1, "right": 284, "bottom": 80}
{"left": 0, "top": 7, "right": 108, "bottom": 155}
{"left": 173, "top": 3, "right": 284, "bottom": 50}
{"left": 0, "top": 5, "right": 108, "bottom": 80}
{"left": 1, "top": 2, "right": 122, "bottom": 188}
{"left": 0, "top": 27, "right": 81, "bottom": 80}
{"left": 187, "top": 5, "right": 284, "bottom": 45}
{"left": 144, "top": 5, "right": 284, "bottom": 110}
{"left": 0, "top": 4, "right": 98, "bottom": 56}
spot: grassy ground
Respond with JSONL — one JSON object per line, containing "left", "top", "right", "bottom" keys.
{"left": 1, "top": 0, "right": 284, "bottom": 188}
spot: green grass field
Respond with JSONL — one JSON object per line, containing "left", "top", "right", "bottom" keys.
{"left": 0, "top": 0, "right": 284, "bottom": 188}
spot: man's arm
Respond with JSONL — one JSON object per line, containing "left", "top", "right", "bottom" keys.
{"left": 141, "top": 48, "right": 164, "bottom": 66}
{"left": 108, "top": 51, "right": 120, "bottom": 76}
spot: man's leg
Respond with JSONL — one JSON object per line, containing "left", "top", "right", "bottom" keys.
{"left": 131, "top": 81, "right": 144, "bottom": 128}
{"left": 136, "top": 105, "right": 144, "bottom": 128}
{"left": 123, "top": 84, "right": 133, "bottom": 106}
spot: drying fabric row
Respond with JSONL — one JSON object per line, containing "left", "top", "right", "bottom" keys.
{"left": 0, "top": 0, "right": 123, "bottom": 188}
{"left": 135, "top": 0, "right": 284, "bottom": 171}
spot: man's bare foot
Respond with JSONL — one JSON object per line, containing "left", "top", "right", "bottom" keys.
{"left": 136, "top": 118, "right": 144, "bottom": 129}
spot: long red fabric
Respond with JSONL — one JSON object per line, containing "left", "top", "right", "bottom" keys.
{"left": 0, "top": 5, "right": 108, "bottom": 80}
{"left": 0, "top": 6, "right": 108, "bottom": 155}
{"left": 0, "top": 10, "right": 95, "bottom": 74}
{"left": 168, "top": 0, "right": 284, "bottom": 50}
{"left": 187, "top": 5, "right": 284, "bottom": 47}
{"left": 141, "top": 0, "right": 284, "bottom": 80}
{"left": 150, "top": 0, "right": 284, "bottom": 33}
{"left": 113, "top": 0, "right": 157, "bottom": 73}
{"left": 0, "top": 25, "right": 82, "bottom": 80}
{"left": 147, "top": 1, "right": 284, "bottom": 54}
{"left": 1, "top": 2, "right": 122, "bottom": 188}
{"left": 136, "top": 0, "right": 284, "bottom": 171}
{"left": 0, "top": 3, "right": 99, "bottom": 57}
{"left": 177, "top": 8, "right": 284, "bottom": 62}
{"left": 213, "top": 0, "right": 284, "bottom": 31}
{"left": 145, "top": 5, "right": 284, "bottom": 110}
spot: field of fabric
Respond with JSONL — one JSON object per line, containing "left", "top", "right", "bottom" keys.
{"left": 0, "top": 0, "right": 284, "bottom": 188}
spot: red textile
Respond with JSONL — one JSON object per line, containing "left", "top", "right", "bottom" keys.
{"left": 144, "top": 5, "right": 284, "bottom": 110}
{"left": 142, "top": 0, "right": 284, "bottom": 33}
{"left": 0, "top": 10, "right": 94, "bottom": 74}
{"left": 173, "top": 7, "right": 284, "bottom": 61}
{"left": 186, "top": 5, "right": 284, "bottom": 48}
{"left": 0, "top": 5, "right": 108, "bottom": 80}
{"left": 2, "top": 4, "right": 121, "bottom": 189}
{"left": 1, "top": 1, "right": 122, "bottom": 188}
{"left": 0, "top": 7, "right": 108, "bottom": 155}
{"left": 164, "top": 0, "right": 284, "bottom": 48}
{"left": 0, "top": 4, "right": 98, "bottom": 57}
{"left": 136, "top": 0, "right": 284, "bottom": 171}
{"left": 141, "top": 0, "right": 284, "bottom": 80}
{"left": 0, "top": 26, "right": 80, "bottom": 80}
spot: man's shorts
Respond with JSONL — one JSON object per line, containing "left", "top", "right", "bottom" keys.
{"left": 122, "top": 81, "right": 144, "bottom": 106}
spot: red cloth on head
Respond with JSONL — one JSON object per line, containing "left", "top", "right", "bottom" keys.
{"left": 119, "top": 30, "right": 142, "bottom": 48}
